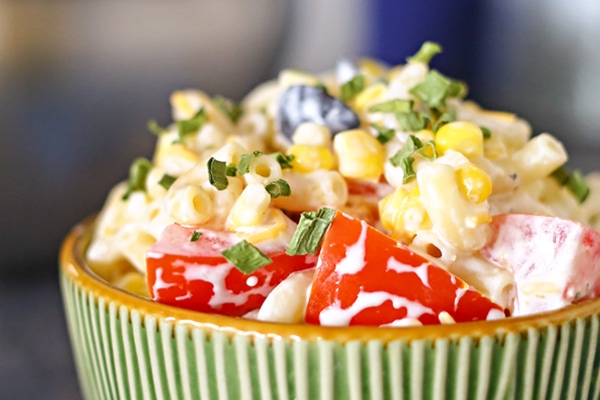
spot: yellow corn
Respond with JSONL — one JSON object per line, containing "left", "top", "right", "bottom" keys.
{"left": 455, "top": 163, "right": 493, "bottom": 204}
{"left": 435, "top": 121, "right": 484, "bottom": 158}
{"left": 352, "top": 82, "right": 387, "bottom": 114}
{"left": 288, "top": 144, "right": 334, "bottom": 173}
{"left": 226, "top": 183, "right": 271, "bottom": 230}
{"left": 333, "top": 129, "right": 385, "bottom": 181}
{"left": 379, "top": 185, "right": 430, "bottom": 242}
{"left": 240, "top": 208, "right": 289, "bottom": 244}
{"left": 279, "top": 69, "right": 320, "bottom": 88}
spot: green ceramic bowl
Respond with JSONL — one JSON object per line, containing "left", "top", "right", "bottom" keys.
{"left": 60, "top": 219, "right": 600, "bottom": 400}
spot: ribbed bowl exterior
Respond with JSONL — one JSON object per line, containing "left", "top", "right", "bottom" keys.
{"left": 60, "top": 221, "right": 600, "bottom": 400}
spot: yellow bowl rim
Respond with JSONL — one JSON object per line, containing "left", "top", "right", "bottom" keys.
{"left": 60, "top": 217, "right": 600, "bottom": 343}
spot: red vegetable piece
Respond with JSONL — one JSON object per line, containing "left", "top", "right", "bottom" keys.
{"left": 482, "top": 214, "right": 600, "bottom": 316}
{"left": 146, "top": 224, "right": 316, "bottom": 316}
{"left": 305, "top": 211, "right": 505, "bottom": 326}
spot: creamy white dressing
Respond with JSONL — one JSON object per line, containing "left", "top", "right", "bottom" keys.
{"left": 175, "top": 259, "right": 274, "bottom": 308}
{"left": 334, "top": 221, "right": 368, "bottom": 276}
{"left": 318, "top": 290, "right": 435, "bottom": 326}
{"left": 386, "top": 257, "right": 431, "bottom": 288}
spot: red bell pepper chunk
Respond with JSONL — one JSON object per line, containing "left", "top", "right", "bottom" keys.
{"left": 482, "top": 214, "right": 600, "bottom": 316}
{"left": 146, "top": 224, "right": 316, "bottom": 316}
{"left": 305, "top": 211, "right": 506, "bottom": 326}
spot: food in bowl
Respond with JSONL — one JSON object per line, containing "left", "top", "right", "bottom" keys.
{"left": 84, "top": 41, "right": 600, "bottom": 328}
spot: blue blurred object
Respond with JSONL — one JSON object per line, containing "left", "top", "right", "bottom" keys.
{"left": 367, "top": 0, "right": 483, "bottom": 89}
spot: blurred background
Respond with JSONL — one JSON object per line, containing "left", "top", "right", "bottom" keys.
{"left": 1, "top": 0, "right": 599, "bottom": 398}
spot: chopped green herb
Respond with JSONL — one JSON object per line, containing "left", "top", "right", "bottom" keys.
{"left": 237, "top": 151, "right": 262, "bottom": 174}
{"left": 221, "top": 240, "right": 272, "bottom": 274}
{"left": 389, "top": 135, "right": 436, "bottom": 183}
{"left": 158, "top": 173, "right": 176, "bottom": 190}
{"left": 368, "top": 99, "right": 413, "bottom": 114}
{"left": 371, "top": 123, "right": 395, "bottom": 144}
{"left": 272, "top": 152, "right": 295, "bottom": 169}
{"left": 409, "top": 70, "right": 453, "bottom": 109}
{"left": 407, "top": 41, "right": 442, "bottom": 65}
{"left": 207, "top": 157, "right": 229, "bottom": 190}
{"left": 176, "top": 108, "right": 208, "bottom": 143}
{"left": 314, "top": 82, "right": 329, "bottom": 94}
{"left": 147, "top": 120, "right": 168, "bottom": 136}
{"left": 265, "top": 179, "right": 291, "bottom": 198}
{"left": 190, "top": 231, "right": 202, "bottom": 242}
{"left": 122, "top": 157, "right": 153, "bottom": 200}
{"left": 430, "top": 111, "right": 456, "bottom": 132}
{"left": 286, "top": 207, "right": 336, "bottom": 256}
{"left": 225, "top": 163, "right": 237, "bottom": 177}
{"left": 396, "top": 111, "right": 426, "bottom": 132}
{"left": 551, "top": 167, "right": 590, "bottom": 203}
{"left": 480, "top": 126, "right": 492, "bottom": 139}
{"left": 213, "top": 95, "right": 244, "bottom": 123}
{"left": 339, "top": 74, "right": 365, "bottom": 102}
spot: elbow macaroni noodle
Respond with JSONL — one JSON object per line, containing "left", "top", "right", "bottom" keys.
{"left": 87, "top": 55, "right": 599, "bottom": 318}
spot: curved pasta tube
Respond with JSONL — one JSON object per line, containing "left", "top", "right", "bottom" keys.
{"left": 243, "top": 154, "right": 283, "bottom": 186}
{"left": 509, "top": 133, "right": 567, "bottom": 185}
{"left": 165, "top": 184, "right": 214, "bottom": 225}
{"left": 226, "top": 183, "right": 271, "bottom": 230}
{"left": 272, "top": 170, "right": 348, "bottom": 212}
{"left": 417, "top": 162, "right": 490, "bottom": 251}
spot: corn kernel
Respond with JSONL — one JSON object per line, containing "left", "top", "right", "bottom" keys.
{"left": 352, "top": 82, "right": 387, "bottom": 114}
{"left": 379, "top": 185, "right": 430, "bottom": 242}
{"left": 435, "top": 121, "right": 484, "bottom": 158}
{"left": 333, "top": 129, "right": 385, "bottom": 181}
{"left": 292, "top": 122, "right": 332, "bottom": 147}
{"left": 455, "top": 163, "right": 493, "bottom": 204}
{"left": 288, "top": 144, "right": 334, "bottom": 173}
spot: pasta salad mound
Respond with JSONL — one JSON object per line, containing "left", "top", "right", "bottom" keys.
{"left": 86, "top": 42, "right": 600, "bottom": 327}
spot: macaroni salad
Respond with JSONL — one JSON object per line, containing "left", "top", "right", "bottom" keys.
{"left": 86, "top": 42, "right": 600, "bottom": 327}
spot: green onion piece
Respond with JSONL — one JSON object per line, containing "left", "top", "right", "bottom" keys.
{"left": 315, "top": 82, "right": 329, "bottom": 94}
{"left": 368, "top": 99, "right": 413, "bottom": 114}
{"left": 286, "top": 208, "right": 336, "bottom": 256}
{"left": 176, "top": 108, "right": 208, "bottom": 142}
{"left": 147, "top": 120, "right": 168, "bottom": 136}
{"left": 190, "top": 231, "right": 202, "bottom": 242}
{"left": 265, "top": 179, "right": 291, "bottom": 198}
{"left": 122, "top": 157, "right": 153, "bottom": 200}
{"left": 213, "top": 95, "right": 244, "bottom": 123}
{"left": 272, "top": 152, "right": 295, "bottom": 169}
{"left": 407, "top": 41, "right": 442, "bottom": 65}
{"left": 207, "top": 157, "right": 229, "bottom": 190}
{"left": 431, "top": 111, "right": 456, "bottom": 132}
{"left": 158, "top": 173, "right": 176, "bottom": 190}
{"left": 339, "top": 74, "right": 365, "bottom": 102}
{"left": 396, "top": 111, "right": 426, "bottom": 131}
{"left": 551, "top": 167, "right": 590, "bottom": 203}
{"left": 409, "top": 70, "right": 453, "bottom": 109}
{"left": 237, "top": 151, "right": 262, "bottom": 174}
{"left": 221, "top": 240, "right": 272, "bottom": 274}
{"left": 371, "top": 123, "right": 395, "bottom": 144}
{"left": 225, "top": 163, "right": 237, "bottom": 177}
{"left": 389, "top": 135, "right": 428, "bottom": 183}
{"left": 480, "top": 126, "right": 492, "bottom": 139}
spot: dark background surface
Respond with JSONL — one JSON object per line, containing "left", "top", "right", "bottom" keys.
{"left": 1, "top": 1, "right": 599, "bottom": 398}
